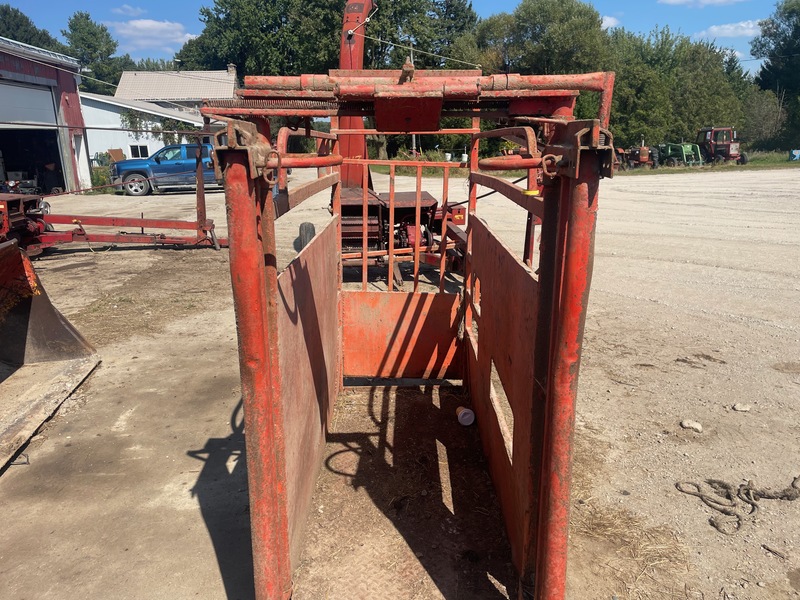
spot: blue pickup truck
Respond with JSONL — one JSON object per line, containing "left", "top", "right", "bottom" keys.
{"left": 111, "top": 143, "right": 219, "bottom": 196}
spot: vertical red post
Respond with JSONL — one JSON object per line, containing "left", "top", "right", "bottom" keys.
{"left": 195, "top": 134, "right": 208, "bottom": 243}
{"left": 222, "top": 152, "right": 292, "bottom": 600}
{"left": 339, "top": 0, "right": 374, "bottom": 188}
{"left": 523, "top": 168, "right": 537, "bottom": 267}
{"left": 388, "top": 165, "right": 396, "bottom": 292}
{"left": 438, "top": 166, "right": 450, "bottom": 292}
{"left": 535, "top": 153, "right": 600, "bottom": 600}
{"left": 413, "top": 166, "right": 422, "bottom": 292}
{"left": 361, "top": 164, "right": 369, "bottom": 290}
{"left": 464, "top": 121, "right": 480, "bottom": 332}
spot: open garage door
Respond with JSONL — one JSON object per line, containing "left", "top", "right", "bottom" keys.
{"left": 0, "top": 82, "right": 67, "bottom": 194}
{"left": 0, "top": 81, "right": 58, "bottom": 126}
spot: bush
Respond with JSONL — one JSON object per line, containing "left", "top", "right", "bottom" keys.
{"left": 90, "top": 166, "right": 112, "bottom": 193}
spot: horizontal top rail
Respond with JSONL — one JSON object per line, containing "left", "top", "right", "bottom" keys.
{"left": 331, "top": 128, "right": 480, "bottom": 136}
{"left": 470, "top": 172, "right": 543, "bottom": 220}
{"left": 342, "top": 158, "right": 467, "bottom": 168}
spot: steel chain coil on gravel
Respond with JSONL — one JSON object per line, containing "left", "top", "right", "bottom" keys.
{"left": 676, "top": 476, "right": 800, "bottom": 534}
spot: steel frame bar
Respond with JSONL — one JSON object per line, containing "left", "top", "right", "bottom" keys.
{"left": 413, "top": 167, "right": 422, "bottom": 292}
{"left": 534, "top": 153, "right": 600, "bottom": 599}
{"left": 342, "top": 158, "right": 467, "bottom": 168}
{"left": 222, "top": 153, "right": 292, "bottom": 600}
{"left": 388, "top": 165, "right": 396, "bottom": 292}
{"left": 333, "top": 128, "right": 480, "bottom": 136}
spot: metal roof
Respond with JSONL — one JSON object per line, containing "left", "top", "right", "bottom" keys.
{"left": 80, "top": 92, "right": 205, "bottom": 125}
{"left": 0, "top": 35, "right": 80, "bottom": 70}
{"left": 114, "top": 70, "right": 236, "bottom": 101}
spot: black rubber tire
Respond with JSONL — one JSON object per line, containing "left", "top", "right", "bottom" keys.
{"left": 299, "top": 222, "right": 316, "bottom": 249}
{"left": 666, "top": 157, "right": 678, "bottom": 168}
{"left": 738, "top": 153, "right": 749, "bottom": 165}
{"left": 123, "top": 173, "right": 150, "bottom": 196}
{"left": 423, "top": 226, "right": 434, "bottom": 247}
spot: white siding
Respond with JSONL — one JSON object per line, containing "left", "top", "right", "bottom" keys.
{"left": 80, "top": 98, "right": 167, "bottom": 161}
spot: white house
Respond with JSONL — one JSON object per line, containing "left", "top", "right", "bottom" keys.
{"left": 80, "top": 92, "right": 206, "bottom": 162}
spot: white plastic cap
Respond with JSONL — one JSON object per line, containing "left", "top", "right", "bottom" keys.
{"left": 456, "top": 406, "right": 475, "bottom": 426}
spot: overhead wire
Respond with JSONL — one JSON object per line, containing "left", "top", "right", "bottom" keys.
{"left": 0, "top": 46, "right": 210, "bottom": 115}
{"left": 351, "top": 31, "right": 482, "bottom": 70}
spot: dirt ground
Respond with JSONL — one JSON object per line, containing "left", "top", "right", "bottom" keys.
{"left": 0, "top": 167, "right": 798, "bottom": 599}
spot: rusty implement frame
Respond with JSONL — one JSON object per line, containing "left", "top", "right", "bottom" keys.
{"left": 203, "top": 67, "right": 614, "bottom": 599}
{"left": 0, "top": 146, "right": 226, "bottom": 254}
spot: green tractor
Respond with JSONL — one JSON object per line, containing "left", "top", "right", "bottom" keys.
{"left": 657, "top": 142, "right": 704, "bottom": 167}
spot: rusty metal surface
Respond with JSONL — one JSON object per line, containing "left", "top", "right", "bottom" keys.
{"left": 341, "top": 291, "right": 461, "bottom": 379}
{"left": 464, "top": 218, "right": 541, "bottom": 571}
{"left": 212, "top": 26, "right": 613, "bottom": 595}
{"left": 533, "top": 152, "right": 602, "bottom": 600}
{"left": 222, "top": 154, "right": 292, "bottom": 600}
{"left": 0, "top": 240, "right": 99, "bottom": 467}
{"left": 3, "top": 156, "right": 221, "bottom": 253}
{"left": 338, "top": 0, "right": 373, "bottom": 188}
{"left": 276, "top": 218, "right": 340, "bottom": 566}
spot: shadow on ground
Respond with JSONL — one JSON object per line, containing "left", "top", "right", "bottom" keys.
{"left": 188, "top": 400, "right": 255, "bottom": 600}
{"left": 294, "top": 385, "right": 516, "bottom": 599}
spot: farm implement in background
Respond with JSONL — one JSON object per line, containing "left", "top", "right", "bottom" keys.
{"left": 658, "top": 142, "right": 704, "bottom": 167}
{"left": 0, "top": 143, "right": 226, "bottom": 255}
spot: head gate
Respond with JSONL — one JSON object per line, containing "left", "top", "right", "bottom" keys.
{"left": 204, "top": 51, "right": 614, "bottom": 599}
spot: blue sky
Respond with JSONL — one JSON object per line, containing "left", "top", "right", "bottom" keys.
{"left": 7, "top": 0, "right": 773, "bottom": 65}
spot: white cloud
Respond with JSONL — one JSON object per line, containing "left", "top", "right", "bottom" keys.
{"left": 107, "top": 19, "right": 196, "bottom": 54}
{"left": 111, "top": 5, "right": 146, "bottom": 17}
{"left": 601, "top": 16, "right": 621, "bottom": 30}
{"left": 696, "top": 20, "right": 761, "bottom": 38}
{"left": 658, "top": 0, "right": 747, "bottom": 6}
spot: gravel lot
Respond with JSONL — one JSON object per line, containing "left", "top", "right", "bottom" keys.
{"left": 0, "top": 167, "right": 798, "bottom": 599}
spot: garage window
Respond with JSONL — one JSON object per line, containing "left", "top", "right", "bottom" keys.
{"left": 130, "top": 145, "right": 148, "bottom": 158}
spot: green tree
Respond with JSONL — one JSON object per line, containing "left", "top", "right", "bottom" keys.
{"left": 741, "top": 88, "right": 787, "bottom": 146}
{"left": 751, "top": 0, "right": 800, "bottom": 146}
{"left": 430, "top": 0, "right": 478, "bottom": 64}
{"left": 473, "top": 1, "right": 606, "bottom": 75}
{"left": 62, "top": 12, "right": 127, "bottom": 93}
{"left": 606, "top": 26, "right": 746, "bottom": 147}
{"left": 606, "top": 29, "right": 672, "bottom": 146}
{"left": 474, "top": 13, "right": 517, "bottom": 73}
{"left": 0, "top": 5, "right": 68, "bottom": 54}
{"left": 176, "top": 0, "right": 340, "bottom": 76}
{"left": 511, "top": 0, "right": 607, "bottom": 75}
{"left": 176, "top": 0, "right": 477, "bottom": 75}
{"left": 667, "top": 38, "right": 743, "bottom": 141}
{"left": 135, "top": 58, "right": 179, "bottom": 71}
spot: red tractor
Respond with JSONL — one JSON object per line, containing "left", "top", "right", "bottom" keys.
{"left": 696, "top": 126, "right": 749, "bottom": 165}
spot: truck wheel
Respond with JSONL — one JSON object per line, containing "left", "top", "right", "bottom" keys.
{"left": 738, "top": 153, "right": 749, "bottom": 165}
{"left": 123, "top": 173, "right": 150, "bottom": 196}
{"left": 299, "top": 222, "right": 316, "bottom": 249}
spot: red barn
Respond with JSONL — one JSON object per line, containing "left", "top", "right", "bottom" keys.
{"left": 0, "top": 35, "right": 91, "bottom": 193}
